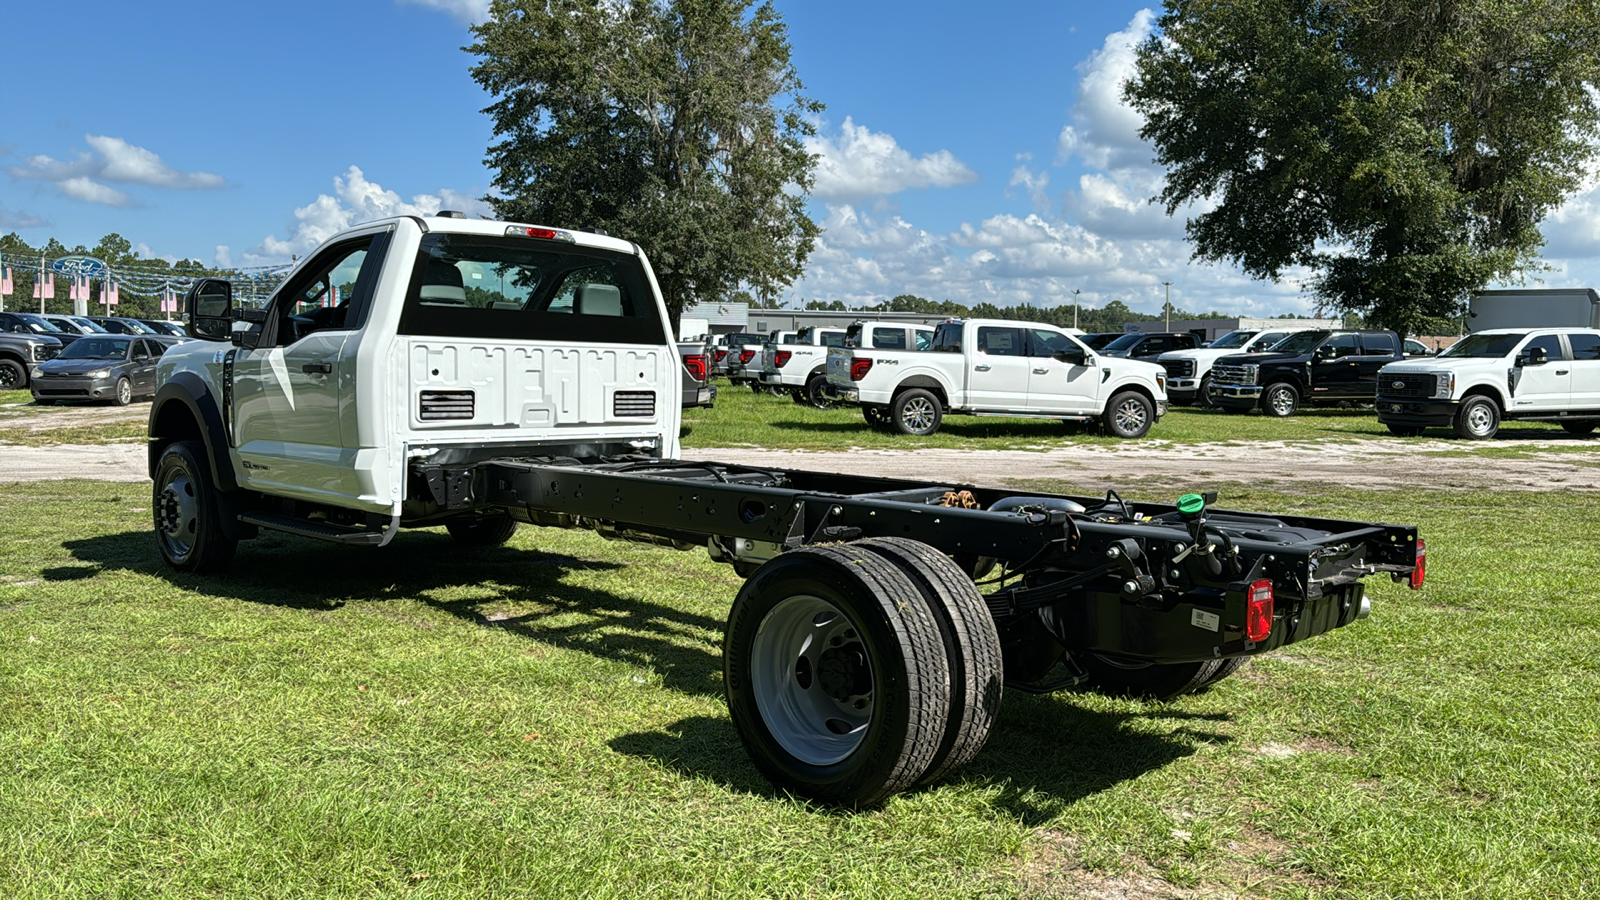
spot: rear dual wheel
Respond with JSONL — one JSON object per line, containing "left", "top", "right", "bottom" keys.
{"left": 724, "top": 540, "right": 1001, "bottom": 805}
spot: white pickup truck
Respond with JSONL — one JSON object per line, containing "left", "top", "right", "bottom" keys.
{"left": 760, "top": 322, "right": 934, "bottom": 408}
{"left": 824, "top": 318, "right": 1169, "bottom": 437}
{"left": 1156, "top": 326, "right": 1314, "bottom": 407}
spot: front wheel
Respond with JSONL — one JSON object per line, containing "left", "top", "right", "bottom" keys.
{"left": 1453, "top": 395, "right": 1500, "bottom": 440}
{"left": 804, "top": 373, "right": 835, "bottom": 410}
{"left": 0, "top": 358, "right": 30, "bottom": 390}
{"left": 1262, "top": 383, "right": 1299, "bottom": 417}
{"left": 113, "top": 376, "right": 133, "bottom": 407}
{"left": 1102, "top": 390, "right": 1155, "bottom": 438}
{"left": 1194, "top": 374, "right": 1215, "bottom": 408}
{"left": 891, "top": 388, "right": 943, "bottom": 436}
{"left": 724, "top": 545, "right": 952, "bottom": 806}
{"left": 153, "top": 440, "right": 238, "bottom": 573}
{"left": 1386, "top": 424, "right": 1425, "bottom": 437}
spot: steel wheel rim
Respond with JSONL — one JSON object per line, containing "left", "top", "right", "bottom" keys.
{"left": 156, "top": 470, "right": 199, "bottom": 561}
{"left": 1269, "top": 388, "right": 1294, "bottom": 416}
{"left": 1113, "top": 398, "right": 1148, "bottom": 434}
{"left": 117, "top": 379, "right": 131, "bottom": 404}
{"left": 1466, "top": 402, "right": 1494, "bottom": 435}
{"left": 901, "top": 397, "right": 935, "bottom": 432}
{"left": 751, "top": 594, "right": 873, "bottom": 765}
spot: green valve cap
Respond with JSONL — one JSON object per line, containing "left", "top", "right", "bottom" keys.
{"left": 1177, "top": 493, "right": 1206, "bottom": 517}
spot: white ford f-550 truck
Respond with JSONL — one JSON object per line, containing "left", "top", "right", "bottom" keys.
{"left": 148, "top": 215, "right": 1423, "bottom": 806}
{"left": 824, "top": 318, "right": 1170, "bottom": 437}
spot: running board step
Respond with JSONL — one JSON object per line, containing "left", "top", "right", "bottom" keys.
{"left": 238, "top": 513, "right": 399, "bottom": 547}
{"left": 971, "top": 412, "right": 1092, "bottom": 421}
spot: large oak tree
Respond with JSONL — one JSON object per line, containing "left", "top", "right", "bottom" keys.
{"left": 468, "top": 0, "right": 821, "bottom": 324}
{"left": 1126, "top": 0, "right": 1600, "bottom": 334}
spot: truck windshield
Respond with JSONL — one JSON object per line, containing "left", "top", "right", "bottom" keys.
{"left": 1263, "top": 330, "right": 1330, "bottom": 353}
{"left": 1253, "top": 330, "right": 1296, "bottom": 349}
{"left": 397, "top": 233, "right": 668, "bottom": 345}
{"left": 1207, "top": 330, "right": 1256, "bottom": 349}
{"left": 1439, "top": 333, "right": 1528, "bottom": 358}
{"left": 15, "top": 314, "right": 64, "bottom": 333}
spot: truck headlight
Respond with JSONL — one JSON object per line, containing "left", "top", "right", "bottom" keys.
{"left": 1434, "top": 372, "right": 1453, "bottom": 399}
{"left": 1242, "top": 364, "right": 1258, "bottom": 385}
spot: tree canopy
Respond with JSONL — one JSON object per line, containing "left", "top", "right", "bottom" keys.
{"left": 468, "top": 0, "right": 821, "bottom": 325}
{"left": 1126, "top": 0, "right": 1600, "bottom": 335}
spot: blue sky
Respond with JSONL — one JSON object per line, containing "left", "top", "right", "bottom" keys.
{"left": 4, "top": 0, "right": 1597, "bottom": 318}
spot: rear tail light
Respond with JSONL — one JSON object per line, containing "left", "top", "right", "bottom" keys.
{"left": 739, "top": 349, "right": 755, "bottom": 365}
{"left": 504, "top": 225, "right": 576, "bottom": 243}
{"left": 849, "top": 358, "right": 873, "bottom": 381}
{"left": 684, "top": 354, "right": 708, "bottom": 381}
{"left": 1246, "top": 578, "right": 1274, "bottom": 642}
{"left": 1409, "top": 538, "right": 1426, "bottom": 590}
{"left": 775, "top": 350, "right": 792, "bottom": 368}
{"left": 714, "top": 349, "right": 728, "bottom": 362}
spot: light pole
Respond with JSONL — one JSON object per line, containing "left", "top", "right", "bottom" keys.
{"left": 1072, "top": 289, "right": 1081, "bottom": 330}
{"left": 1162, "top": 281, "right": 1173, "bottom": 330}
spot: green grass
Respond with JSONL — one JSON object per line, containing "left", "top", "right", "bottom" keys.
{"left": 682, "top": 382, "right": 1570, "bottom": 451}
{"left": 2, "top": 480, "right": 1596, "bottom": 898}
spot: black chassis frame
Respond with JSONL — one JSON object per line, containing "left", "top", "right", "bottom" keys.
{"left": 412, "top": 456, "right": 1419, "bottom": 673}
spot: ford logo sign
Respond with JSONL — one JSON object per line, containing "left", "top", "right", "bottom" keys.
{"left": 1392, "top": 380, "right": 1406, "bottom": 390}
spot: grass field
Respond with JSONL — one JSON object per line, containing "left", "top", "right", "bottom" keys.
{"left": 682, "top": 382, "right": 1565, "bottom": 452}
{"left": 2, "top": 479, "right": 1596, "bottom": 898}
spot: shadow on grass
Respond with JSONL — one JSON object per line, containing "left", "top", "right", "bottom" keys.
{"left": 62, "top": 527, "right": 730, "bottom": 698}
{"left": 611, "top": 693, "right": 1232, "bottom": 818}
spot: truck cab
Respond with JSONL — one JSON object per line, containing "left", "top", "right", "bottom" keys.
{"left": 1156, "top": 326, "right": 1313, "bottom": 407}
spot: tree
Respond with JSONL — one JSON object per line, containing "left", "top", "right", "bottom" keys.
{"left": 1127, "top": 0, "right": 1600, "bottom": 335}
{"left": 468, "top": 0, "right": 821, "bottom": 327}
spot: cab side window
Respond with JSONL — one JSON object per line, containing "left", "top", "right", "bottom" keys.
{"left": 1565, "top": 333, "right": 1600, "bottom": 361}
{"left": 875, "top": 328, "right": 906, "bottom": 350}
{"left": 263, "top": 236, "right": 379, "bottom": 346}
{"left": 977, "top": 326, "right": 1025, "bottom": 357}
{"left": 1028, "top": 328, "right": 1075, "bottom": 357}
{"left": 914, "top": 329, "right": 933, "bottom": 351}
{"left": 1323, "top": 334, "right": 1360, "bottom": 357}
{"left": 1361, "top": 333, "right": 1398, "bottom": 355}
{"left": 1524, "top": 334, "right": 1565, "bottom": 361}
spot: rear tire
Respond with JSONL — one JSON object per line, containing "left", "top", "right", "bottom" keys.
{"left": 445, "top": 515, "right": 519, "bottom": 546}
{"left": 1262, "top": 382, "right": 1299, "bottom": 417}
{"left": 1560, "top": 420, "right": 1597, "bottom": 436}
{"left": 1102, "top": 391, "right": 1154, "bottom": 438}
{"left": 1075, "top": 653, "right": 1221, "bottom": 700}
{"left": 891, "top": 388, "right": 943, "bottom": 436}
{"left": 804, "top": 373, "right": 835, "bottom": 409}
{"left": 724, "top": 545, "right": 952, "bottom": 806}
{"left": 1386, "top": 424, "right": 1425, "bottom": 437}
{"left": 1452, "top": 395, "right": 1500, "bottom": 440}
{"left": 856, "top": 538, "right": 1003, "bottom": 785}
{"left": 1202, "top": 657, "right": 1249, "bottom": 687}
{"left": 153, "top": 440, "right": 238, "bottom": 573}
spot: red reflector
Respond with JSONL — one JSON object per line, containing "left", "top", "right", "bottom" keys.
{"left": 714, "top": 349, "right": 728, "bottom": 362}
{"left": 739, "top": 349, "right": 755, "bottom": 365}
{"left": 849, "top": 357, "right": 873, "bottom": 381}
{"left": 1409, "top": 538, "right": 1426, "bottom": 590}
{"left": 775, "top": 350, "right": 792, "bottom": 368}
{"left": 1246, "top": 578, "right": 1273, "bottom": 642}
{"left": 684, "top": 355, "right": 707, "bottom": 381}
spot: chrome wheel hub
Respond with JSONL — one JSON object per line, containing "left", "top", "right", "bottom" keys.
{"left": 901, "top": 397, "right": 935, "bottom": 432}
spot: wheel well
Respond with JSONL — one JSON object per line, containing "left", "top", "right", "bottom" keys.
{"left": 1460, "top": 385, "right": 1504, "bottom": 410}
{"left": 1109, "top": 384, "right": 1157, "bottom": 409}
{"left": 894, "top": 377, "right": 947, "bottom": 406}
{"left": 0, "top": 350, "right": 27, "bottom": 367}
{"left": 148, "top": 399, "right": 205, "bottom": 471}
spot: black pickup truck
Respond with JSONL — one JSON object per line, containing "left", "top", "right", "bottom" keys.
{"left": 1207, "top": 329, "right": 1405, "bottom": 416}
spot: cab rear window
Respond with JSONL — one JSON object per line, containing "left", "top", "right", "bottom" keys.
{"left": 397, "top": 233, "right": 668, "bottom": 345}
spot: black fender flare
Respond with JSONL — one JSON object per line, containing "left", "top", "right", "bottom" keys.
{"left": 148, "top": 371, "right": 238, "bottom": 491}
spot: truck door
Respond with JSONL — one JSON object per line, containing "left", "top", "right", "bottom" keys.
{"left": 1355, "top": 333, "right": 1400, "bottom": 395}
{"left": 1310, "top": 333, "right": 1362, "bottom": 398}
{"left": 233, "top": 233, "right": 384, "bottom": 503}
{"left": 968, "top": 325, "right": 1030, "bottom": 410}
{"left": 1026, "top": 328, "right": 1099, "bottom": 413}
{"left": 1508, "top": 333, "right": 1571, "bottom": 413}
{"left": 1564, "top": 332, "right": 1600, "bottom": 410}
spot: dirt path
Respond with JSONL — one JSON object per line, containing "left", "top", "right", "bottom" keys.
{"left": 0, "top": 401, "right": 147, "bottom": 433}
{"left": 3, "top": 437, "right": 1592, "bottom": 492}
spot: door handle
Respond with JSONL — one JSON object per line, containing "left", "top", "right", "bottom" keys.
{"left": 1556, "top": 369, "right": 1569, "bottom": 375}
{"left": 974, "top": 364, "right": 991, "bottom": 371}
{"left": 302, "top": 362, "right": 332, "bottom": 374}
{"left": 1032, "top": 368, "right": 1049, "bottom": 375}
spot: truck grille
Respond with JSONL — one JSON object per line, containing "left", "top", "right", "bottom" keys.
{"left": 1162, "top": 359, "right": 1195, "bottom": 378}
{"left": 614, "top": 390, "right": 656, "bottom": 417}
{"left": 1213, "top": 364, "right": 1256, "bottom": 385}
{"left": 1379, "top": 374, "right": 1435, "bottom": 399}
{"left": 419, "top": 390, "right": 475, "bottom": 420}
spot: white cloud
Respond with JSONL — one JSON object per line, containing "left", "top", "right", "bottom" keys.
{"left": 397, "top": 0, "right": 491, "bottom": 24}
{"left": 214, "top": 245, "right": 234, "bottom": 268}
{"left": 247, "top": 166, "right": 492, "bottom": 262}
{"left": 58, "top": 177, "right": 131, "bottom": 207}
{"left": 7, "top": 134, "right": 224, "bottom": 206}
{"left": 1008, "top": 163, "right": 1051, "bottom": 212}
{"left": 1054, "top": 8, "right": 1157, "bottom": 173}
{"left": 806, "top": 118, "right": 979, "bottom": 201}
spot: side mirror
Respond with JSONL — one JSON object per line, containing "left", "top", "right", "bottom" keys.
{"left": 185, "top": 278, "right": 234, "bottom": 342}
{"left": 1315, "top": 344, "right": 1337, "bottom": 359}
{"left": 1519, "top": 346, "right": 1548, "bottom": 367}
{"left": 1054, "top": 348, "right": 1087, "bottom": 366}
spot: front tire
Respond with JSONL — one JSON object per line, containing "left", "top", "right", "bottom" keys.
{"left": 1453, "top": 395, "right": 1500, "bottom": 440}
{"left": 1262, "top": 383, "right": 1299, "bottom": 418}
{"left": 891, "top": 389, "right": 943, "bottom": 436}
{"left": 446, "top": 515, "right": 519, "bottom": 546}
{"left": 1560, "top": 420, "right": 1597, "bottom": 436}
{"left": 724, "top": 545, "right": 951, "bottom": 806}
{"left": 113, "top": 376, "right": 133, "bottom": 406}
{"left": 1194, "top": 373, "right": 1215, "bottom": 408}
{"left": 1102, "top": 390, "right": 1155, "bottom": 438}
{"left": 153, "top": 440, "right": 238, "bottom": 573}
{"left": 0, "top": 358, "right": 30, "bottom": 390}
